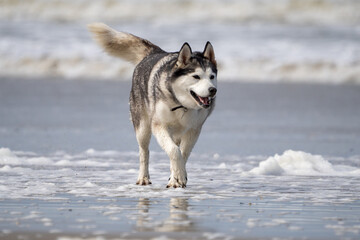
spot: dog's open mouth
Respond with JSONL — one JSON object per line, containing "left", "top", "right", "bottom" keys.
{"left": 190, "top": 90, "right": 212, "bottom": 108}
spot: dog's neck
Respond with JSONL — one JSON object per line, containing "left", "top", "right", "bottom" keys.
{"left": 171, "top": 105, "right": 187, "bottom": 112}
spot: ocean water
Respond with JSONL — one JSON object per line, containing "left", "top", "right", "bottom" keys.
{"left": 1, "top": 0, "right": 360, "bottom": 83}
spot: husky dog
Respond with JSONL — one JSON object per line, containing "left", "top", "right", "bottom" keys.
{"left": 88, "top": 23, "right": 217, "bottom": 188}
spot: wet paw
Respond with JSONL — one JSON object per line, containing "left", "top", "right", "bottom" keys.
{"left": 166, "top": 175, "right": 187, "bottom": 188}
{"left": 136, "top": 177, "right": 152, "bottom": 186}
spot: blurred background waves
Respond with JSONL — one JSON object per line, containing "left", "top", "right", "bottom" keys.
{"left": 1, "top": 0, "right": 360, "bottom": 84}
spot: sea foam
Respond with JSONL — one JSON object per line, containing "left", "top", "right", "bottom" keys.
{"left": 250, "top": 150, "right": 360, "bottom": 176}
{"left": 1, "top": 0, "right": 360, "bottom": 83}
{"left": 1, "top": 148, "right": 359, "bottom": 204}
{"left": 1, "top": 0, "right": 360, "bottom": 25}
{"left": 250, "top": 150, "right": 334, "bottom": 176}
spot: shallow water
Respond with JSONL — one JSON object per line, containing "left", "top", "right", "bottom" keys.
{"left": 1, "top": 196, "right": 360, "bottom": 239}
{"left": 1, "top": 148, "right": 360, "bottom": 239}
{"left": 1, "top": 148, "right": 359, "bottom": 201}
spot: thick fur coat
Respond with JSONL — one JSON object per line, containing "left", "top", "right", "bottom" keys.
{"left": 88, "top": 23, "right": 217, "bottom": 188}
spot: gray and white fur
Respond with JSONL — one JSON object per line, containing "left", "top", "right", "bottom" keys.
{"left": 88, "top": 23, "right": 217, "bottom": 188}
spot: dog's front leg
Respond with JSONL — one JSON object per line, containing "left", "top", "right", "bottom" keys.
{"left": 152, "top": 124, "right": 187, "bottom": 188}
{"left": 180, "top": 128, "right": 201, "bottom": 164}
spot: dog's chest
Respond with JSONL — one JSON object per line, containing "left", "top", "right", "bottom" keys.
{"left": 154, "top": 101, "right": 208, "bottom": 133}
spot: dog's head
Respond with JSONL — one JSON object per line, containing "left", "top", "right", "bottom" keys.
{"left": 171, "top": 42, "right": 217, "bottom": 110}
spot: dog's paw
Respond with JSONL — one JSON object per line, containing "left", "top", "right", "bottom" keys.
{"left": 136, "top": 177, "right": 152, "bottom": 186}
{"left": 166, "top": 175, "right": 187, "bottom": 188}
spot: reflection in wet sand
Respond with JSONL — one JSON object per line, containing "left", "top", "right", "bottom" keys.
{"left": 136, "top": 198, "right": 196, "bottom": 233}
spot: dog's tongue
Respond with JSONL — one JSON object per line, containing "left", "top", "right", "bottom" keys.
{"left": 199, "top": 96, "right": 210, "bottom": 105}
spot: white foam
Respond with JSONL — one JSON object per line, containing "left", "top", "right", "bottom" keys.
{"left": 82, "top": 182, "right": 97, "bottom": 188}
{"left": 217, "top": 163, "right": 227, "bottom": 169}
{"left": 1, "top": 1, "right": 360, "bottom": 84}
{"left": 247, "top": 218, "right": 290, "bottom": 229}
{"left": 249, "top": 150, "right": 360, "bottom": 176}
{"left": 0, "top": 165, "right": 12, "bottom": 172}
{"left": 0, "top": 185, "right": 9, "bottom": 191}
{"left": 0, "top": 148, "right": 360, "bottom": 204}
{"left": 1, "top": 0, "right": 360, "bottom": 25}
{"left": 0, "top": 148, "right": 20, "bottom": 165}
{"left": 1, "top": 32, "right": 360, "bottom": 83}
{"left": 0, "top": 148, "right": 54, "bottom": 166}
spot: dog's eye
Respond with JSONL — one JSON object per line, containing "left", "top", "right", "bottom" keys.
{"left": 210, "top": 75, "right": 215, "bottom": 80}
{"left": 193, "top": 75, "right": 200, "bottom": 80}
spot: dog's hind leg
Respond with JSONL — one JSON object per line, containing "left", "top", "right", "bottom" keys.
{"left": 152, "top": 124, "right": 187, "bottom": 188}
{"left": 135, "top": 121, "right": 152, "bottom": 185}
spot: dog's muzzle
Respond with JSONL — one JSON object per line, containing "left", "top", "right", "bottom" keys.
{"left": 190, "top": 87, "right": 217, "bottom": 108}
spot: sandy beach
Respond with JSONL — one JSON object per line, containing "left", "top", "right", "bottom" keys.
{"left": 1, "top": 77, "right": 360, "bottom": 239}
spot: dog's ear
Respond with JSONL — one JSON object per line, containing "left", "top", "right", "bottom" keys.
{"left": 177, "top": 42, "right": 192, "bottom": 66}
{"left": 203, "top": 41, "right": 216, "bottom": 67}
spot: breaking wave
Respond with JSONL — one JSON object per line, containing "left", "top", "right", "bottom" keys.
{"left": 2, "top": 57, "right": 360, "bottom": 84}
{"left": 1, "top": 0, "right": 360, "bottom": 83}
{"left": 1, "top": 0, "right": 360, "bottom": 25}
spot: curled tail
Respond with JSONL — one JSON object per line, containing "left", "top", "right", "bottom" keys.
{"left": 88, "top": 23, "right": 164, "bottom": 65}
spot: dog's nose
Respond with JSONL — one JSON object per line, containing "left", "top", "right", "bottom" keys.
{"left": 209, "top": 87, "right": 217, "bottom": 97}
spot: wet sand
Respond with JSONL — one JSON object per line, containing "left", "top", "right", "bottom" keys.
{"left": 1, "top": 77, "right": 359, "bottom": 156}
{"left": 1, "top": 77, "right": 360, "bottom": 239}
{"left": 1, "top": 196, "right": 359, "bottom": 240}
